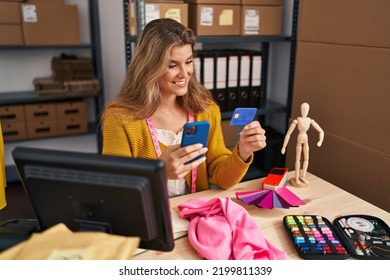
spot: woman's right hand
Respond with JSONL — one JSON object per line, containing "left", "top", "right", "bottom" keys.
{"left": 159, "top": 144, "right": 207, "bottom": 180}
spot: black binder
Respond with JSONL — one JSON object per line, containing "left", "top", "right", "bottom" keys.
{"left": 248, "top": 50, "right": 262, "bottom": 108}
{"left": 236, "top": 49, "right": 251, "bottom": 108}
{"left": 198, "top": 50, "right": 226, "bottom": 111}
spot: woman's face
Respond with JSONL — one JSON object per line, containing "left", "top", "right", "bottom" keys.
{"left": 158, "top": 44, "right": 194, "bottom": 98}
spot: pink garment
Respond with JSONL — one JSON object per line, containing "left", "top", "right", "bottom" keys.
{"left": 178, "top": 197, "right": 287, "bottom": 260}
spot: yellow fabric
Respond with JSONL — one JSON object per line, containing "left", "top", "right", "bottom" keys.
{"left": 0, "top": 122, "right": 6, "bottom": 210}
{"left": 102, "top": 103, "right": 253, "bottom": 191}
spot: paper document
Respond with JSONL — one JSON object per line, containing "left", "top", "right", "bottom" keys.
{"left": 170, "top": 208, "right": 189, "bottom": 236}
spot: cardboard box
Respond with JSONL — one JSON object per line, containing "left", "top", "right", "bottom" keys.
{"left": 287, "top": 42, "right": 390, "bottom": 212}
{"left": 128, "top": 2, "right": 188, "bottom": 36}
{"left": 57, "top": 115, "right": 88, "bottom": 136}
{"left": 0, "top": 105, "right": 25, "bottom": 124}
{"left": 0, "top": 105, "right": 26, "bottom": 141}
{"left": 56, "top": 100, "right": 87, "bottom": 120}
{"left": 24, "top": 103, "right": 57, "bottom": 121}
{"left": 0, "top": 1, "right": 23, "bottom": 45}
{"left": 26, "top": 119, "right": 58, "bottom": 139}
{"left": 292, "top": 42, "right": 390, "bottom": 154}
{"left": 20, "top": 3, "right": 80, "bottom": 45}
{"left": 241, "top": 5, "right": 282, "bottom": 35}
{"left": 286, "top": 132, "right": 390, "bottom": 213}
{"left": 56, "top": 100, "right": 88, "bottom": 136}
{"left": 145, "top": 3, "right": 188, "bottom": 26}
{"left": 26, "top": 0, "right": 63, "bottom": 3}
{"left": 0, "top": 2, "right": 21, "bottom": 23}
{"left": 241, "top": 0, "right": 282, "bottom": 5}
{"left": 188, "top": 4, "right": 240, "bottom": 36}
{"left": 2, "top": 122, "right": 27, "bottom": 142}
{"left": 298, "top": 0, "right": 390, "bottom": 48}
{"left": 146, "top": 0, "right": 184, "bottom": 2}
{"left": 0, "top": 24, "right": 24, "bottom": 45}
{"left": 185, "top": 0, "right": 239, "bottom": 4}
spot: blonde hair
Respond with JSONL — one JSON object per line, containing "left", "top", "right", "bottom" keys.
{"left": 103, "top": 18, "right": 213, "bottom": 120}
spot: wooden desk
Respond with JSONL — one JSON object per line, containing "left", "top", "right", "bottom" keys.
{"left": 134, "top": 172, "right": 390, "bottom": 260}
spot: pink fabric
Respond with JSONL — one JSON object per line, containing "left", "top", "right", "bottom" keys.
{"left": 178, "top": 197, "right": 287, "bottom": 260}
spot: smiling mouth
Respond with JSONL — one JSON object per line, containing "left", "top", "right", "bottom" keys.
{"left": 173, "top": 80, "right": 186, "bottom": 85}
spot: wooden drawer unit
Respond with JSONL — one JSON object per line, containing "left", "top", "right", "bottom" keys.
{"left": 57, "top": 115, "right": 88, "bottom": 136}
{"left": 0, "top": 104, "right": 27, "bottom": 142}
{"left": 2, "top": 122, "right": 27, "bottom": 142}
{"left": 56, "top": 100, "right": 88, "bottom": 136}
{"left": 0, "top": 104, "right": 26, "bottom": 124}
{"left": 26, "top": 119, "right": 58, "bottom": 139}
{"left": 24, "top": 103, "right": 57, "bottom": 121}
{"left": 56, "top": 100, "right": 86, "bottom": 119}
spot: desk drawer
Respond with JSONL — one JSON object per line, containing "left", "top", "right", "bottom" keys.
{"left": 0, "top": 105, "right": 25, "bottom": 124}
{"left": 24, "top": 103, "right": 57, "bottom": 121}
{"left": 2, "top": 122, "right": 27, "bottom": 142}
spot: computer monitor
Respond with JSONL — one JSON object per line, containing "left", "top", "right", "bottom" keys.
{"left": 11, "top": 146, "right": 174, "bottom": 252}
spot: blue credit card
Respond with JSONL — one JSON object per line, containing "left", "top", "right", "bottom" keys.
{"left": 230, "top": 108, "right": 257, "bottom": 126}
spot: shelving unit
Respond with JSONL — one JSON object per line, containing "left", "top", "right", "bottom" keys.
{"left": 0, "top": 0, "right": 105, "bottom": 182}
{"left": 122, "top": 0, "right": 299, "bottom": 180}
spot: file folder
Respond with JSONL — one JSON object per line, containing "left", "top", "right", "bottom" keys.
{"left": 213, "top": 50, "right": 228, "bottom": 112}
{"left": 249, "top": 50, "right": 262, "bottom": 107}
{"left": 223, "top": 50, "right": 239, "bottom": 111}
{"left": 237, "top": 49, "right": 251, "bottom": 108}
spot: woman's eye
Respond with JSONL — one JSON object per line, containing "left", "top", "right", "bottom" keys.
{"left": 186, "top": 60, "right": 193, "bottom": 64}
{"left": 169, "top": 64, "right": 176, "bottom": 68}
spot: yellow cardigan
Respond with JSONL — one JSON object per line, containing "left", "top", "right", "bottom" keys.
{"left": 102, "top": 103, "right": 253, "bottom": 192}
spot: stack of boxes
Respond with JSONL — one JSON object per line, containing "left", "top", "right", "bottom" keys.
{"left": 0, "top": 100, "right": 88, "bottom": 142}
{"left": 0, "top": 1, "right": 23, "bottom": 45}
{"left": 34, "top": 55, "right": 100, "bottom": 100}
{"left": 127, "top": 0, "right": 283, "bottom": 37}
{"left": 287, "top": 0, "right": 390, "bottom": 212}
{"left": 0, "top": 0, "right": 80, "bottom": 46}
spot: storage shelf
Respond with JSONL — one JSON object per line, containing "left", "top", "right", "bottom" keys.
{"left": 0, "top": 90, "right": 98, "bottom": 105}
{"left": 221, "top": 100, "right": 287, "bottom": 120}
{"left": 1, "top": 0, "right": 105, "bottom": 183}
{"left": 127, "top": 35, "right": 291, "bottom": 44}
{"left": 0, "top": 44, "right": 95, "bottom": 50}
{"left": 197, "top": 35, "right": 292, "bottom": 44}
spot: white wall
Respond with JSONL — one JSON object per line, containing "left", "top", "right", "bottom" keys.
{"left": 97, "top": 0, "right": 126, "bottom": 103}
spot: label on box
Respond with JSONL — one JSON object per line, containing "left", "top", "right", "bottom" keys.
{"left": 22, "top": 5, "right": 37, "bottom": 23}
{"left": 200, "top": 7, "right": 213, "bottom": 26}
{"left": 145, "top": 4, "right": 160, "bottom": 24}
{"left": 244, "top": 9, "right": 259, "bottom": 34}
{"left": 219, "top": 9, "right": 233, "bottom": 26}
{"left": 165, "top": 9, "right": 181, "bottom": 23}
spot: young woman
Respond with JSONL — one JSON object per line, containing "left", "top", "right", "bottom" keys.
{"left": 101, "top": 18, "right": 266, "bottom": 197}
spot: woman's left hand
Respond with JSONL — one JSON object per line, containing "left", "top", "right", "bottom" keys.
{"left": 238, "top": 121, "right": 266, "bottom": 162}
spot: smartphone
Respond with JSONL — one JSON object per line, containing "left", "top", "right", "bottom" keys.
{"left": 180, "top": 120, "right": 210, "bottom": 164}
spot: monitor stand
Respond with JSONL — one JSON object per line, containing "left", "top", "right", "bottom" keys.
{"left": 0, "top": 219, "right": 40, "bottom": 252}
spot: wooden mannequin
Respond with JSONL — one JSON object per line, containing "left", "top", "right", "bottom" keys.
{"left": 281, "top": 102, "right": 324, "bottom": 187}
